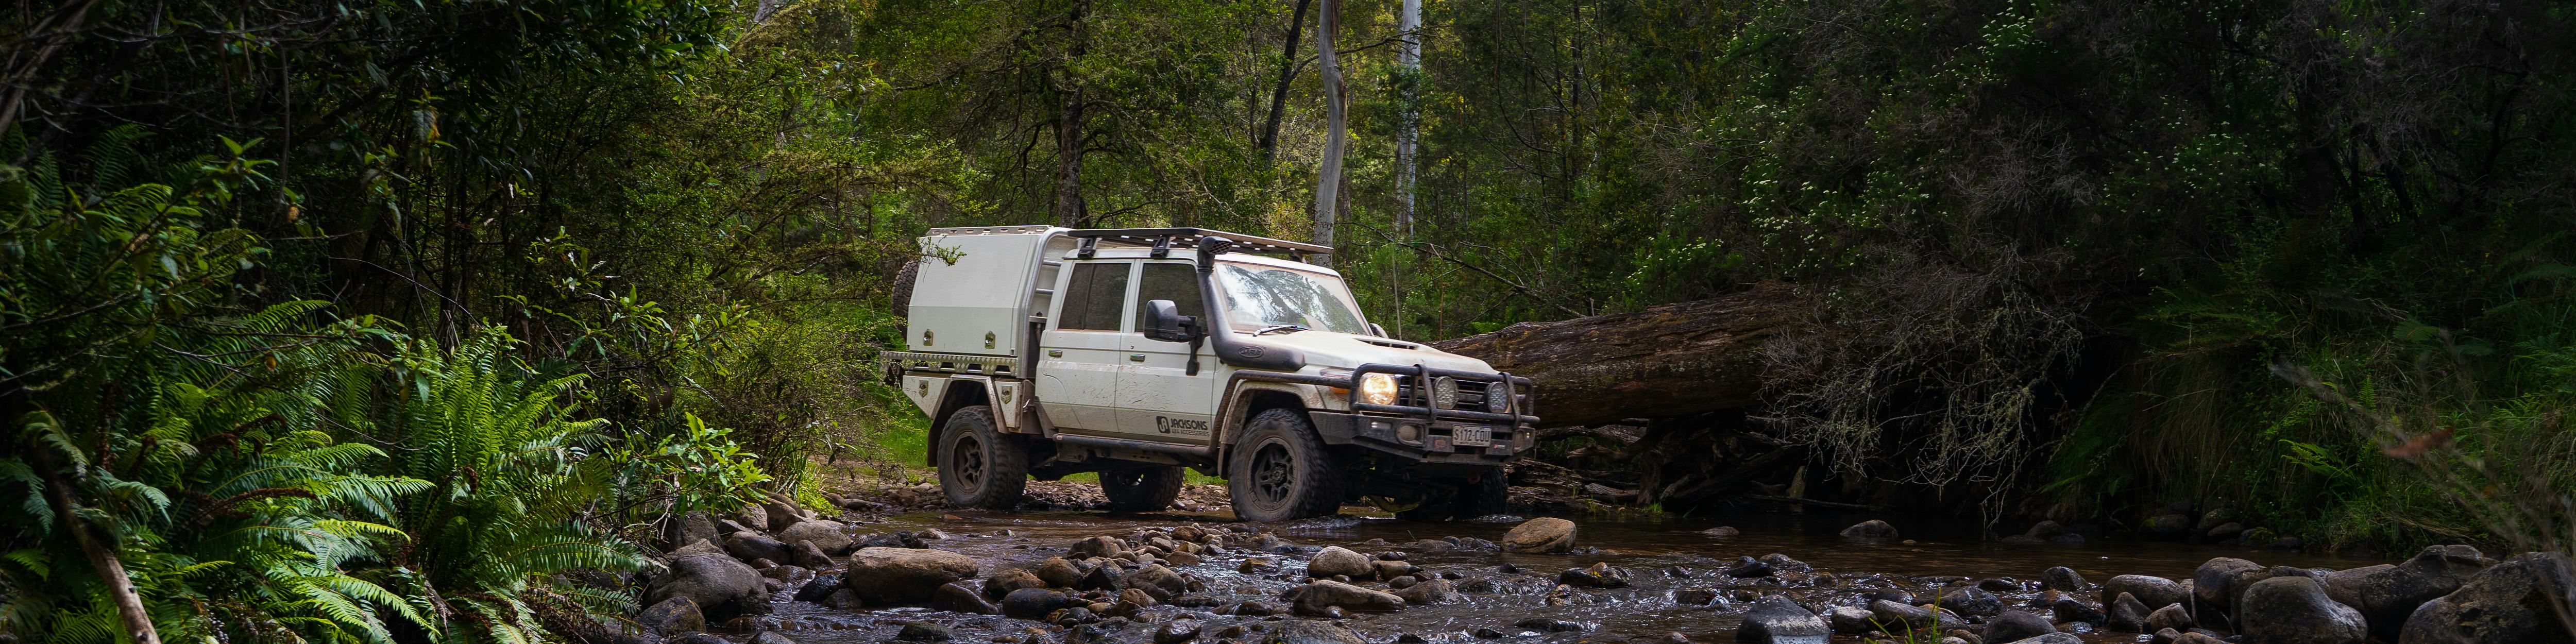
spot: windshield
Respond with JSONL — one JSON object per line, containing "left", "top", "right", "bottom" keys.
{"left": 1214, "top": 263, "right": 1368, "bottom": 334}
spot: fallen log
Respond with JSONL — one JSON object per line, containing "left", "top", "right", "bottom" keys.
{"left": 1431, "top": 282, "right": 1804, "bottom": 428}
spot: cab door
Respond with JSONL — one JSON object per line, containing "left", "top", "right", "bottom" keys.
{"left": 1113, "top": 262, "right": 1221, "bottom": 444}
{"left": 1035, "top": 260, "right": 1132, "bottom": 431}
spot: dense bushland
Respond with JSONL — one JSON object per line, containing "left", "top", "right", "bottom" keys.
{"left": 3, "top": 0, "right": 2572, "bottom": 639}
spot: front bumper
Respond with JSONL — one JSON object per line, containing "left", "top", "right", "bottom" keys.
{"left": 1238, "top": 363, "right": 1538, "bottom": 465}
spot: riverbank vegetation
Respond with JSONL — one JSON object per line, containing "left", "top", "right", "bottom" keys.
{"left": 2, "top": 0, "right": 2570, "bottom": 639}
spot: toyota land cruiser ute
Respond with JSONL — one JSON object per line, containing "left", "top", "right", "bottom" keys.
{"left": 884, "top": 226, "right": 1536, "bottom": 522}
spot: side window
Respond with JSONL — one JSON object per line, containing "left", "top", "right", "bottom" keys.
{"left": 1057, "top": 262, "right": 1131, "bottom": 331}
{"left": 1134, "top": 263, "right": 1205, "bottom": 331}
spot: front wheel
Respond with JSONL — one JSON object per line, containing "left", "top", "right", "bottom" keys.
{"left": 1227, "top": 409, "right": 1342, "bottom": 522}
{"left": 1099, "top": 466, "right": 1185, "bottom": 512}
{"left": 938, "top": 406, "right": 1027, "bottom": 509}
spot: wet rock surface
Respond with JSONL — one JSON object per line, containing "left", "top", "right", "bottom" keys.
{"left": 638, "top": 494, "right": 2520, "bottom": 644}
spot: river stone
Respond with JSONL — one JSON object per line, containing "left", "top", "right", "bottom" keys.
{"left": 2396, "top": 552, "right": 2576, "bottom": 644}
{"left": 842, "top": 547, "right": 980, "bottom": 603}
{"left": 1071, "top": 536, "right": 1125, "bottom": 559}
{"left": 1002, "top": 588, "right": 1071, "bottom": 619}
{"left": 1501, "top": 518, "right": 1578, "bottom": 553}
{"left": 1735, "top": 596, "right": 1827, "bottom": 644}
{"left": 1307, "top": 546, "right": 1373, "bottom": 579}
{"left": 1395, "top": 578, "right": 1461, "bottom": 605}
{"left": 895, "top": 622, "right": 951, "bottom": 641}
{"left": 777, "top": 520, "right": 854, "bottom": 554}
{"left": 1999, "top": 635, "right": 2081, "bottom": 644}
{"left": 666, "top": 512, "right": 720, "bottom": 553}
{"left": 2051, "top": 597, "right": 2104, "bottom": 625}
{"left": 1869, "top": 599, "right": 1937, "bottom": 630}
{"left": 2332, "top": 545, "right": 2493, "bottom": 642}
{"left": 1124, "top": 563, "right": 1187, "bottom": 600}
{"left": 980, "top": 568, "right": 1045, "bottom": 600}
{"left": 2107, "top": 592, "right": 2153, "bottom": 631}
{"left": 725, "top": 531, "right": 792, "bottom": 564}
{"left": 1036, "top": 557, "right": 1083, "bottom": 588}
{"left": 1826, "top": 606, "right": 1876, "bottom": 634}
{"left": 2146, "top": 514, "right": 2194, "bottom": 537}
{"left": 2144, "top": 603, "right": 2194, "bottom": 633}
{"left": 1935, "top": 587, "right": 2004, "bottom": 616}
{"left": 1154, "top": 618, "right": 1201, "bottom": 644}
{"left": 1560, "top": 562, "right": 1632, "bottom": 588}
{"left": 1840, "top": 519, "right": 1900, "bottom": 539}
{"left": 646, "top": 539, "right": 765, "bottom": 620}
{"left": 2103, "top": 574, "right": 2189, "bottom": 609}
{"left": 1265, "top": 621, "right": 1368, "bottom": 644}
{"left": 2238, "top": 576, "right": 2364, "bottom": 644}
{"left": 2174, "top": 634, "right": 2228, "bottom": 644}
{"left": 637, "top": 596, "right": 704, "bottom": 635}
{"left": 1286, "top": 580, "right": 1405, "bottom": 614}
{"left": 2194, "top": 557, "right": 2265, "bottom": 622}
{"left": 1981, "top": 610, "right": 2056, "bottom": 643}
{"left": 1372, "top": 559, "right": 1420, "bottom": 580}
{"left": 929, "top": 582, "right": 1000, "bottom": 615}
{"left": 731, "top": 509, "right": 769, "bottom": 532}
{"left": 1079, "top": 562, "right": 1123, "bottom": 590}
{"left": 2041, "top": 566, "right": 2085, "bottom": 591}
{"left": 1704, "top": 526, "right": 1742, "bottom": 537}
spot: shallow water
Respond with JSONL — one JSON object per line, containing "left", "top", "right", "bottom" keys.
{"left": 752, "top": 506, "right": 2377, "bottom": 643}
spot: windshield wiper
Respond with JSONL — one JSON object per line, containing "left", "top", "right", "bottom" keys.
{"left": 1253, "top": 324, "right": 1308, "bottom": 336}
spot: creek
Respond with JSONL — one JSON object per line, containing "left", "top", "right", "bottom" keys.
{"left": 760, "top": 507, "right": 2375, "bottom": 643}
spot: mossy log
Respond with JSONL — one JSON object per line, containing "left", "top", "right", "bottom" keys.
{"left": 1429, "top": 282, "right": 1804, "bottom": 428}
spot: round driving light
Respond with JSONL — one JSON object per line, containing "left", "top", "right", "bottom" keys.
{"left": 1484, "top": 381, "right": 1511, "bottom": 412}
{"left": 1397, "top": 423, "right": 1423, "bottom": 444}
{"left": 1359, "top": 373, "right": 1398, "bottom": 406}
{"left": 1431, "top": 377, "right": 1459, "bottom": 410}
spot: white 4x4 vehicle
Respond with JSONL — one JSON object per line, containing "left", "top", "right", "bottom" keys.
{"left": 887, "top": 226, "right": 1536, "bottom": 521}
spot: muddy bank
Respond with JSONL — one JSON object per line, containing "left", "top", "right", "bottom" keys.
{"left": 629, "top": 495, "right": 2575, "bottom": 644}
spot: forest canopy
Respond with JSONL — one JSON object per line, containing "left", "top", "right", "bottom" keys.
{"left": 3, "top": 0, "right": 2571, "bottom": 641}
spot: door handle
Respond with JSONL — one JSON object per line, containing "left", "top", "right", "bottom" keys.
{"left": 1128, "top": 353, "right": 1146, "bottom": 362}
{"left": 1047, "top": 349, "right": 1063, "bottom": 358}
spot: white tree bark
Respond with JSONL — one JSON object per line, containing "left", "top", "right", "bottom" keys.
{"left": 1311, "top": 0, "right": 1345, "bottom": 262}
{"left": 1396, "top": 0, "right": 1420, "bottom": 235}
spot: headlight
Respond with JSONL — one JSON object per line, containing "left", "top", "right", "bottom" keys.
{"left": 1485, "top": 381, "right": 1511, "bottom": 413}
{"left": 1359, "top": 373, "right": 1398, "bottom": 405}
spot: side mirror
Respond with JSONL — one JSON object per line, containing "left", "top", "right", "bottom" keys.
{"left": 1143, "top": 299, "right": 1201, "bottom": 343}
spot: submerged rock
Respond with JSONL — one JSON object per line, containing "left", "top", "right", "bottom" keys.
{"left": 842, "top": 547, "right": 980, "bottom": 603}
{"left": 1839, "top": 520, "right": 1900, "bottom": 539}
{"left": 1285, "top": 580, "right": 1404, "bottom": 614}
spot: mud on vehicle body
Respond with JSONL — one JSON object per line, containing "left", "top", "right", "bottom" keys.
{"left": 886, "top": 226, "right": 1537, "bottom": 521}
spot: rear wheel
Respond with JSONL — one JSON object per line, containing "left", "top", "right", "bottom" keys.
{"left": 1227, "top": 409, "right": 1342, "bottom": 522}
{"left": 1394, "top": 467, "right": 1510, "bottom": 522}
{"left": 938, "top": 406, "right": 1026, "bottom": 509}
{"left": 1099, "top": 466, "right": 1185, "bottom": 512}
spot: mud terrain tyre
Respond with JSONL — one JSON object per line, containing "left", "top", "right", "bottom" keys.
{"left": 1395, "top": 466, "right": 1509, "bottom": 522}
{"left": 1100, "top": 466, "right": 1186, "bottom": 512}
{"left": 1228, "top": 409, "right": 1342, "bottom": 522}
{"left": 891, "top": 259, "right": 919, "bottom": 317}
{"left": 938, "top": 405, "right": 1026, "bottom": 509}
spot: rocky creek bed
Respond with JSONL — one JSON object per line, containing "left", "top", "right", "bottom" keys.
{"left": 626, "top": 487, "right": 2574, "bottom": 644}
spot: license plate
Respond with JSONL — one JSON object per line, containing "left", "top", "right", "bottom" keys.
{"left": 1451, "top": 425, "right": 1492, "bottom": 447}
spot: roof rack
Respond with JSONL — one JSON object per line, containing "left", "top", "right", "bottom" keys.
{"left": 1063, "top": 227, "right": 1332, "bottom": 257}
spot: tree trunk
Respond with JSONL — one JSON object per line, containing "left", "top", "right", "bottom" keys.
{"left": 1395, "top": 0, "right": 1420, "bottom": 234}
{"left": 1428, "top": 282, "right": 1803, "bottom": 428}
{"left": 1311, "top": 0, "right": 1345, "bottom": 262}
{"left": 1053, "top": 1, "right": 1091, "bottom": 228}
{"left": 32, "top": 448, "right": 160, "bottom": 644}
{"left": 1256, "top": 0, "right": 1314, "bottom": 163}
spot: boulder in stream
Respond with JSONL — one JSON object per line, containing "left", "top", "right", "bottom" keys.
{"left": 1285, "top": 579, "right": 1405, "bottom": 614}
{"left": 2041, "top": 566, "right": 2085, "bottom": 591}
{"left": 1981, "top": 610, "right": 2057, "bottom": 643}
{"left": 841, "top": 547, "right": 980, "bottom": 603}
{"left": 724, "top": 531, "right": 791, "bottom": 564}
{"left": 645, "top": 540, "right": 765, "bottom": 621}
{"left": 2396, "top": 552, "right": 2576, "bottom": 644}
{"left": 1307, "top": 546, "right": 1373, "bottom": 580}
{"left": 1733, "top": 596, "right": 1827, "bottom": 644}
{"left": 2326, "top": 545, "right": 2492, "bottom": 642}
{"left": 636, "top": 596, "right": 704, "bottom": 635}
{"left": 1839, "top": 519, "right": 1900, "bottom": 539}
{"left": 1502, "top": 517, "right": 1578, "bottom": 553}
{"left": 2102, "top": 574, "right": 2190, "bottom": 611}
{"left": 1395, "top": 578, "right": 1462, "bottom": 605}
{"left": 776, "top": 520, "right": 854, "bottom": 554}
{"left": 2236, "top": 575, "right": 2364, "bottom": 644}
